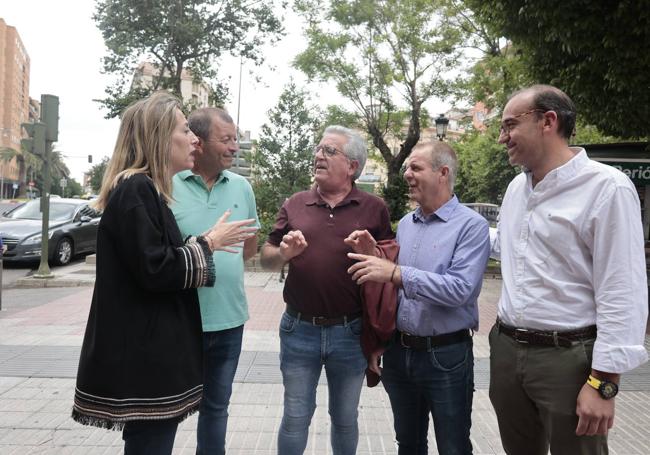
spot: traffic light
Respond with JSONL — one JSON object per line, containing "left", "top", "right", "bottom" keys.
{"left": 88, "top": 154, "right": 93, "bottom": 163}
{"left": 40, "top": 95, "right": 59, "bottom": 142}
{"left": 21, "top": 122, "right": 47, "bottom": 156}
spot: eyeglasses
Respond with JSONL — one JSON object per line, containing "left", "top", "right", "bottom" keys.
{"left": 313, "top": 144, "right": 346, "bottom": 158}
{"left": 499, "top": 109, "right": 545, "bottom": 135}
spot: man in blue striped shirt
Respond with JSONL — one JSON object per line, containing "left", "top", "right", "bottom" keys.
{"left": 348, "top": 141, "right": 490, "bottom": 454}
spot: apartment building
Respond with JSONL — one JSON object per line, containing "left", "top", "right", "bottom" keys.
{"left": 0, "top": 18, "right": 30, "bottom": 198}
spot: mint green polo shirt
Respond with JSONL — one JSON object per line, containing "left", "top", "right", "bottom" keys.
{"left": 171, "top": 170, "right": 260, "bottom": 332}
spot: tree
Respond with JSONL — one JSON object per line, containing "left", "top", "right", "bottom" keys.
{"left": 465, "top": 0, "right": 650, "bottom": 139}
{"left": 454, "top": 123, "right": 518, "bottom": 204}
{"left": 94, "top": 0, "right": 285, "bottom": 118}
{"left": 88, "top": 157, "right": 110, "bottom": 193}
{"left": 0, "top": 146, "right": 40, "bottom": 199}
{"left": 249, "top": 82, "right": 319, "bottom": 245}
{"left": 294, "top": 0, "right": 466, "bottom": 220}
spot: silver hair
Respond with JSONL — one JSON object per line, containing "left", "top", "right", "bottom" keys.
{"left": 323, "top": 125, "right": 367, "bottom": 180}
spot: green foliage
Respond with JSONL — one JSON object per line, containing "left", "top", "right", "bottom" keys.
{"left": 249, "top": 82, "right": 320, "bottom": 247}
{"left": 571, "top": 121, "right": 621, "bottom": 146}
{"left": 454, "top": 123, "right": 519, "bottom": 204}
{"left": 88, "top": 157, "right": 111, "bottom": 193}
{"left": 381, "top": 170, "right": 410, "bottom": 221}
{"left": 293, "top": 0, "right": 466, "bottom": 216}
{"left": 466, "top": 0, "right": 650, "bottom": 139}
{"left": 94, "top": 0, "right": 285, "bottom": 118}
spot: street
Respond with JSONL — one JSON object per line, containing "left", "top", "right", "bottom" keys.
{"left": 0, "top": 274, "right": 649, "bottom": 454}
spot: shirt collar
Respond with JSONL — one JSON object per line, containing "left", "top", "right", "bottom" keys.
{"left": 412, "top": 195, "right": 459, "bottom": 223}
{"left": 305, "top": 184, "right": 362, "bottom": 207}
{"left": 177, "top": 169, "right": 230, "bottom": 186}
{"left": 526, "top": 147, "right": 588, "bottom": 189}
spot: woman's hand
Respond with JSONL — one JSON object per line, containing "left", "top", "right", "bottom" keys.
{"left": 205, "top": 210, "right": 258, "bottom": 253}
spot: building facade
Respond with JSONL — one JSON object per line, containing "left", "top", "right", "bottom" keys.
{"left": 0, "top": 18, "right": 30, "bottom": 198}
{"left": 131, "top": 62, "right": 211, "bottom": 109}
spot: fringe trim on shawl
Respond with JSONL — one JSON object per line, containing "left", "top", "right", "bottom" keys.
{"left": 71, "top": 398, "right": 200, "bottom": 431}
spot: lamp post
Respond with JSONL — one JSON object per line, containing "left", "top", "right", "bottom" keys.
{"left": 435, "top": 113, "right": 449, "bottom": 141}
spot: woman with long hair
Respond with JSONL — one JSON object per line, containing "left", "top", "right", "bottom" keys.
{"left": 72, "top": 91, "right": 256, "bottom": 453}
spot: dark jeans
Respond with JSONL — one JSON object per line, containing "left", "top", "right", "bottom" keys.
{"left": 196, "top": 325, "right": 244, "bottom": 455}
{"left": 123, "top": 418, "right": 178, "bottom": 455}
{"left": 381, "top": 337, "right": 474, "bottom": 455}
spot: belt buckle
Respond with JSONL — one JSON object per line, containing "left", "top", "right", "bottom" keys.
{"left": 400, "top": 332, "right": 412, "bottom": 349}
{"left": 312, "top": 316, "right": 326, "bottom": 326}
{"left": 514, "top": 328, "right": 529, "bottom": 344}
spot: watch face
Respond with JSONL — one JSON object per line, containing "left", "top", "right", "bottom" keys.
{"left": 600, "top": 381, "right": 618, "bottom": 399}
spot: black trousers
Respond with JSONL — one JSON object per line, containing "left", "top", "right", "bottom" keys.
{"left": 122, "top": 418, "right": 179, "bottom": 455}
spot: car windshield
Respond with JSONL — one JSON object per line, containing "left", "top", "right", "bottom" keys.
{"left": 5, "top": 200, "right": 78, "bottom": 222}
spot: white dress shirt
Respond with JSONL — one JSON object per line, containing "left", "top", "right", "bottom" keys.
{"left": 493, "top": 148, "right": 648, "bottom": 373}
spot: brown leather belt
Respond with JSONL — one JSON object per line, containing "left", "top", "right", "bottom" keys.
{"left": 397, "top": 329, "right": 471, "bottom": 350}
{"left": 285, "top": 304, "right": 361, "bottom": 327}
{"left": 496, "top": 319, "right": 597, "bottom": 348}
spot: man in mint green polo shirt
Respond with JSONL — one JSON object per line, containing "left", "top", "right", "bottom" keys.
{"left": 172, "top": 107, "right": 259, "bottom": 455}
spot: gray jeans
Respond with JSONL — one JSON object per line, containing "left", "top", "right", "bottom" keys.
{"left": 488, "top": 323, "right": 608, "bottom": 455}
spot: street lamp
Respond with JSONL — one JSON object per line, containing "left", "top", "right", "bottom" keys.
{"left": 435, "top": 113, "right": 449, "bottom": 141}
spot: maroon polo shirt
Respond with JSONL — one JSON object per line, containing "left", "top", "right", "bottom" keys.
{"left": 267, "top": 185, "right": 394, "bottom": 317}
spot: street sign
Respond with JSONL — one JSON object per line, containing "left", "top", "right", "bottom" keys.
{"left": 12, "top": 183, "right": 18, "bottom": 190}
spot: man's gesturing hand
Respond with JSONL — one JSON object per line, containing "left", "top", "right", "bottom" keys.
{"left": 344, "top": 230, "right": 378, "bottom": 256}
{"left": 347, "top": 252, "right": 397, "bottom": 285}
{"left": 279, "top": 230, "right": 308, "bottom": 262}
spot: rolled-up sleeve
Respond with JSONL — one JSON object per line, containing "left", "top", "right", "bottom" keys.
{"left": 591, "top": 184, "right": 648, "bottom": 373}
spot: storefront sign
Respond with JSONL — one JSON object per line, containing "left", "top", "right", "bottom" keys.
{"left": 597, "top": 159, "right": 650, "bottom": 185}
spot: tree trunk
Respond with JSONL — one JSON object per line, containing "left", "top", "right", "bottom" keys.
{"left": 17, "top": 155, "right": 27, "bottom": 199}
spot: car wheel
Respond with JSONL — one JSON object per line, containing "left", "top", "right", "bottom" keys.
{"left": 53, "top": 237, "right": 73, "bottom": 266}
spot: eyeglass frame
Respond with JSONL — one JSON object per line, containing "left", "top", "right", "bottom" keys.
{"left": 499, "top": 109, "right": 546, "bottom": 136}
{"left": 313, "top": 144, "right": 350, "bottom": 160}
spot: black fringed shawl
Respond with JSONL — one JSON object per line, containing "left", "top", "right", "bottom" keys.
{"left": 72, "top": 173, "right": 215, "bottom": 430}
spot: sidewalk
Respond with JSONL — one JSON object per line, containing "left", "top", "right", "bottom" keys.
{"left": 1, "top": 270, "right": 649, "bottom": 454}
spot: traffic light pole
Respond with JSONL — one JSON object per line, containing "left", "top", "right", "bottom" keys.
{"left": 33, "top": 95, "right": 59, "bottom": 279}
{"left": 34, "top": 142, "right": 53, "bottom": 278}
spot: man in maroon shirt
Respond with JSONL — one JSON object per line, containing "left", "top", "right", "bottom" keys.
{"left": 261, "top": 125, "right": 393, "bottom": 455}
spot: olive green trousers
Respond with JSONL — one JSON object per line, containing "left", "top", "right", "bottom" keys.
{"left": 489, "top": 323, "right": 608, "bottom": 455}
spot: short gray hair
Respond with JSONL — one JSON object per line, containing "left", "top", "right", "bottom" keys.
{"left": 414, "top": 141, "right": 458, "bottom": 193}
{"left": 188, "top": 107, "right": 234, "bottom": 141}
{"left": 323, "top": 125, "right": 367, "bottom": 180}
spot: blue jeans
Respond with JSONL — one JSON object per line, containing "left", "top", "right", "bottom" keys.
{"left": 381, "top": 337, "right": 474, "bottom": 455}
{"left": 196, "top": 325, "right": 243, "bottom": 455}
{"left": 277, "top": 311, "right": 367, "bottom": 455}
{"left": 123, "top": 418, "right": 178, "bottom": 454}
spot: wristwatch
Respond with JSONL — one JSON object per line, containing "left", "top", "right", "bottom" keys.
{"left": 586, "top": 375, "right": 619, "bottom": 399}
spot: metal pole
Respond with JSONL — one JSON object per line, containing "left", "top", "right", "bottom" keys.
{"left": 34, "top": 141, "right": 53, "bottom": 278}
{"left": 236, "top": 56, "right": 243, "bottom": 133}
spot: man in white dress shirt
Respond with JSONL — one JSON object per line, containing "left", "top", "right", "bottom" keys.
{"left": 490, "top": 84, "right": 648, "bottom": 455}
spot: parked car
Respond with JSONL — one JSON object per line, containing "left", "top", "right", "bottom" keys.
{"left": 0, "top": 198, "right": 101, "bottom": 265}
{"left": 463, "top": 202, "right": 499, "bottom": 227}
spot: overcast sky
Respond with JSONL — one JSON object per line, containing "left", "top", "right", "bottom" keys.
{"left": 1, "top": 0, "right": 330, "bottom": 183}
{"left": 2, "top": 1, "right": 453, "bottom": 184}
